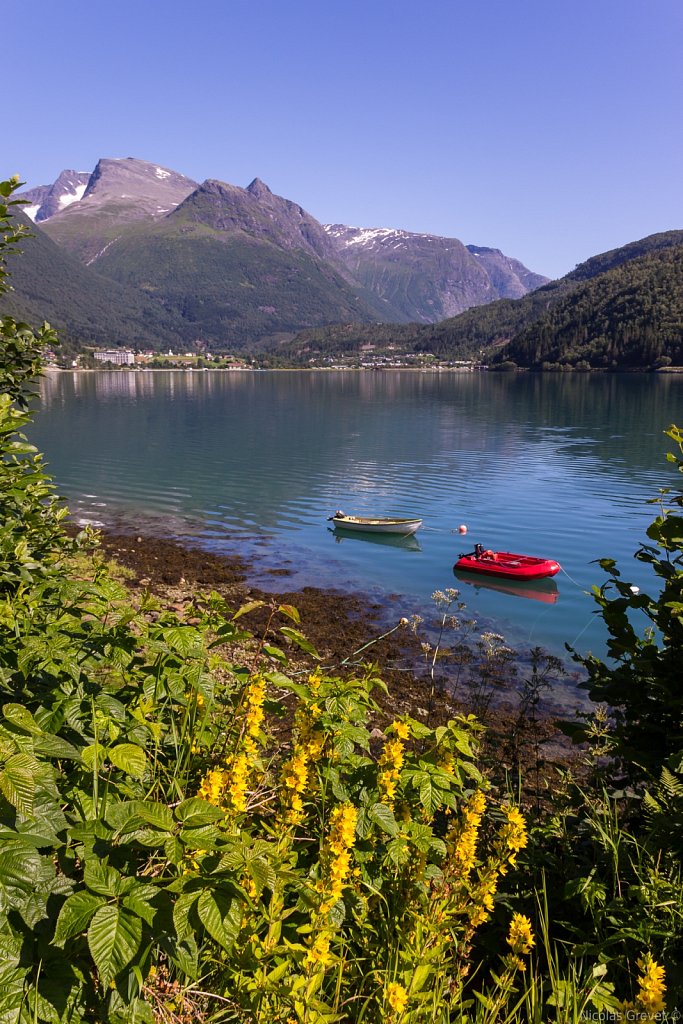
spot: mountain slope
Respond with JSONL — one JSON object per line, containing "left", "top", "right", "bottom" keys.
{"left": 283, "top": 230, "right": 683, "bottom": 368}
{"left": 21, "top": 160, "right": 549, "bottom": 331}
{"left": 84, "top": 179, "right": 391, "bottom": 345}
{"left": 324, "top": 224, "right": 548, "bottom": 322}
{"left": 497, "top": 245, "right": 683, "bottom": 369}
{"left": 0, "top": 211, "right": 188, "bottom": 351}
{"left": 466, "top": 245, "right": 548, "bottom": 297}
{"left": 20, "top": 170, "right": 91, "bottom": 222}
{"left": 41, "top": 158, "right": 198, "bottom": 263}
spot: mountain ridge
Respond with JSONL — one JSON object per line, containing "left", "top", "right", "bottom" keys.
{"left": 281, "top": 229, "right": 683, "bottom": 370}
{"left": 13, "top": 157, "right": 549, "bottom": 341}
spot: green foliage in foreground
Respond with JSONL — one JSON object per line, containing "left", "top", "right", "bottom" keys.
{"left": 571, "top": 423, "right": 683, "bottom": 777}
{"left": 2, "top": 176, "right": 683, "bottom": 1019}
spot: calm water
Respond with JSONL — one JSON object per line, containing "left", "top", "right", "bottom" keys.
{"left": 32, "top": 369, "right": 683, "bottom": 667}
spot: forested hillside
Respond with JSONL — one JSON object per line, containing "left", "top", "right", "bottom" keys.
{"left": 1, "top": 211, "right": 188, "bottom": 353}
{"left": 284, "top": 230, "right": 683, "bottom": 369}
{"left": 496, "top": 245, "right": 683, "bottom": 369}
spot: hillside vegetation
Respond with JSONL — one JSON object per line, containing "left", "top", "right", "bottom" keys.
{"left": 0, "top": 211, "right": 189, "bottom": 352}
{"left": 497, "top": 245, "right": 683, "bottom": 369}
{"left": 284, "top": 230, "right": 683, "bottom": 370}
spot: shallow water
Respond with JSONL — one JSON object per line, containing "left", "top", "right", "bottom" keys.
{"left": 33, "top": 369, "right": 683, "bottom": 665}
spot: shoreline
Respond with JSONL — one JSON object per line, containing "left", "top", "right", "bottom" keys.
{"left": 90, "top": 524, "right": 586, "bottom": 776}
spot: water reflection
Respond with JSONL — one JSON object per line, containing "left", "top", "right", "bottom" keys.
{"left": 453, "top": 569, "right": 559, "bottom": 605}
{"left": 328, "top": 527, "right": 422, "bottom": 552}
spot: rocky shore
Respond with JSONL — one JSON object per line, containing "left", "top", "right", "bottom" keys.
{"left": 92, "top": 527, "right": 584, "bottom": 786}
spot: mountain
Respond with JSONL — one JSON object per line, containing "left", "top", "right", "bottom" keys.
{"left": 12, "top": 158, "right": 548, "bottom": 344}
{"left": 283, "top": 230, "right": 683, "bottom": 369}
{"left": 323, "top": 224, "right": 549, "bottom": 322}
{"left": 496, "top": 243, "right": 683, "bottom": 370}
{"left": 41, "top": 158, "right": 199, "bottom": 263}
{"left": 465, "top": 246, "right": 548, "bottom": 298}
{"left": 20, "top": 170, "right": 91, "bottom": 222}
{"left": 0, "top": 210, "right": 188, "bottom": 352}
{"left": 81, "top": 178, "right": 392, "bottom": 345}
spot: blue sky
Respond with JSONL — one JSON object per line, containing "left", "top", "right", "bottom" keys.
{"left": 11, "top": 0, "right": 683, "bottom": 278}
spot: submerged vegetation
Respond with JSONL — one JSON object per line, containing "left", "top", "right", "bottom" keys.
{"left": 2, "top": 176, "right": 683, "bottom": 1020}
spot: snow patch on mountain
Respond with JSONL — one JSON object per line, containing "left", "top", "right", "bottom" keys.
{"left": 23, "top": 205, "right": 42, "bottom": 222}
{"left": 58, "top": 183, "right": 87, "bottom": 210}
{"left": 324, "top": 225, "right": 413, "bottom": 249}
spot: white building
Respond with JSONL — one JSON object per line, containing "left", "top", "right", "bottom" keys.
{"left": 93, "top": 349, "right": 135, "bottom": 365}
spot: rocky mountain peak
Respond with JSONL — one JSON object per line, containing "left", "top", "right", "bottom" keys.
{"left": 79, "top": 157, "right": 197, "bottom": 212}
{"left": 19, "top": 170, "right": 91, "bottom": 222}
{"left": 466, "top": 244, "right": 549, "bottom": 297}
{"left": 39, "top": 157, "right": 199, "bottom": 264}
{"left": 246, "top": 177, "right": 273, "bottom": 199}
{"left": 171, "top": 177, "right": 344, "bottom": 268}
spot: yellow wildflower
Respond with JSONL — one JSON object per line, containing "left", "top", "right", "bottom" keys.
{"left": 496, "top": 804, "right": 528, "bottom": 869}
{"left": 319, "top": 803, "right": 357, "bottom": 913}
{"left": 305, "top": 929, "right": 333, "bottom": 967}
{"left": 280, "top": 744, "right": 310, "bottom": 823}
{"left": 378, "top": 729, "right": 406, "bottom": 806}
{"left": 447, "top": 790, "right": 486, "bottom": 880}
{"left": 242, "top": 674, "right": 266, "bottom": 756}
{"left": 507, "top": 913, "right": 535, "bottom": 956}
{"left": 393, "top": 720, "right": 410, "bottom": 740}
{"left": 386, "top": 981, "right": 408, "bottom": 1014}
{"left": 468, "top": 863, "right": 499, "bottom": 927}
{"left": 226, "top": 752, "right": 250, "bottom": 813}
{"left": 198, "top": 767, "right": 227, "bottom": 807}
{"left": 635, "top": 953, "right": 666, "bottom": 1015}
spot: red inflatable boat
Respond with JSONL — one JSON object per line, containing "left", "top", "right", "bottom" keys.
{"left": 454, "top": 549, "right": 561, "bottom": 581}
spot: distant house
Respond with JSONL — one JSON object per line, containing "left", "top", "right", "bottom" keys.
{"left": 93, "top": 349, "right": 135, "bottom": 365}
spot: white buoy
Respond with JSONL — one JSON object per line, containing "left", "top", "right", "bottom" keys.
{"left": 458, "top": 524, "right": 468, "bottom": 534}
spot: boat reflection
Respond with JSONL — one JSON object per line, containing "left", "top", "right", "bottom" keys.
{"left": 328, "top": 527, "right": 422, "bottom": 552}
{"left": 453, "top": 569, "right": 559, "bottom": 604}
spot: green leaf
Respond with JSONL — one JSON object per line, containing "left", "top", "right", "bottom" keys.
{"left": 87, "top": 905, "right": 143, "bottom": 988}
{"left": 84, "top": 861, "right": 122, "bottom": 898}
{"left": 175, "top": 797, "right": 226, "bottom": 827}
{"left": 410, "top": 964, "right": 433, "bottom": 992}
{"left": 232, "top": 600, "right": 266, "bottom": 620}
{"left": 122, "top": 892, "right": 157, "bottom": 927}
{"left": 386, "top": 837, "right": 411, "bottom": 868}
{"left": 263, "top": 643, "right": 288, "bottom": 664}
{"left": 367, "top": 802, "right": 399, "bottom": 836}
{"left": 0, "top": 753, "right": 39, "bottom": 815}
{"left": 32, "top": 733, "right": 81, "bottom": 760}
{"left": 279, "top": 626, "right": 321, "bottom": 659}
{"left": 158, "top": 625, "right": 204, "bottom": 655}
{"left": 53, "top": 890, "right": 106, "bottom": 946}
{"left": 173, "top": 891, "right": 199, "bottom": 942}
{"left": 2, "top": 704, "right": 42, "bottom": 735}
{"left": 108, "top": 743, "right": 148, "bottom": 779}
{"left": 0, "top": 843, "right": 53, "bottom": 905}
{"left": 0, "top": 830, "right": 58, "bottom": 849}
{"left": 278, "top": 603, "right": 300, "bottom": 624}
{"left": 107, "top": 799, "right": 174, "bottom": 835}
{"left": 197, "top": 888, "right": 242, "bottom": 951}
